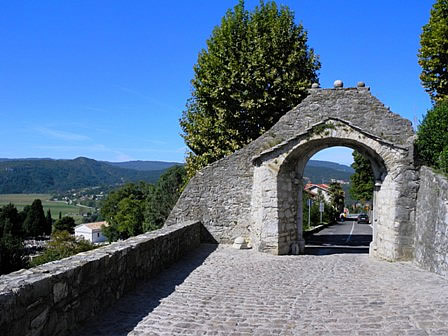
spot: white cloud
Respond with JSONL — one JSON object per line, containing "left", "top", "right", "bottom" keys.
{"left": 35, "top": 127, "right": 91, "bottom": 141}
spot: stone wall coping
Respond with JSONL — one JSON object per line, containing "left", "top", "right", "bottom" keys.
{"left": 420, "top": 165, "right": 448, "bottom": 184}
{"left": 0, "top": 220, "right": 201, "bottom": 293}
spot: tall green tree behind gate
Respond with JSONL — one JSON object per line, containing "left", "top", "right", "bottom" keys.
{"left": 349, "top": 151, "right": 374, "bottom": 203}
{"left": 180, "top": 0, "right": 320, "bottom": 178}
{"left": 418, "top": 0, "right": 448, "bottom": 101}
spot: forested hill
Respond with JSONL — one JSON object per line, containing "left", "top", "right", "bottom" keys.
{"left": 0, "top": 157, "right": 177, "bottom": 194}
{"left": 304, "top": 160, "right": 354, "bottom": 183}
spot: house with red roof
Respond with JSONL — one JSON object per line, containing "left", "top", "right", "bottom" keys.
{"left": 304, "top": 183, "right": 332, "bottom": 203}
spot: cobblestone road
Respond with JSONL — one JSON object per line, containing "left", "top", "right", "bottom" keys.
{"left": 78, "top": 244, "right": 448, "bottom": 336}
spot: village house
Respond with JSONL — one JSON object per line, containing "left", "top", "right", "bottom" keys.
{"left": 304, "top": 183, "right": 332, "bottom": 203}
{"left": 74, "top": 221, "right": 108, "bottom": 243}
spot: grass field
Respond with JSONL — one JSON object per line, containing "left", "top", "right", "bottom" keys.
{"left": 0, "top": 194, "right": 93, "bottom": 224}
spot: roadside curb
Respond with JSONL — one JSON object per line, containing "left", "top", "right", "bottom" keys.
{"left": 304, "top": 222, "right": 334, "bottom": 237}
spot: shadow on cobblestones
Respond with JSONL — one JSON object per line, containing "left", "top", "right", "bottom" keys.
{"left": 76, "top": 244, "right": 218, "bottom": 336}
{"left": 305, "top": 245, "right": 369, "bottom": 255}
{"left": 305, "top": 233, "right": 371, "bottom": 256}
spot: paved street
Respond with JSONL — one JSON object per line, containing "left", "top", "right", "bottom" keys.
{"left": 78, "top": 227, "right": 448, "bottom": 336}
{"left": 305, "top": 219, "right": 372, "bottom": 255}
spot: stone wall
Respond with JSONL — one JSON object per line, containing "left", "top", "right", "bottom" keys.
{"left": 415, "top": 167, "right": 448, "bottom": 276}
{"left": 0, "top": 221, "right": 201, "bottom": 336}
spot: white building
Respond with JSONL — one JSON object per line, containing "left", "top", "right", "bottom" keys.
{"left": 75, "top": 221, "right": 108, "bottom": 243}
{"left": 304, "top": 183, "right": 332, "bottom": 203}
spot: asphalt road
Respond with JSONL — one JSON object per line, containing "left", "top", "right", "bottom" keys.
{"left": 305, "top": 219, "right": 372, "bottom": 255}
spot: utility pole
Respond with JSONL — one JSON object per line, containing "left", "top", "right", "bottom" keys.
{"left": 308, "top": 199, "right": 312, "bottom": 226}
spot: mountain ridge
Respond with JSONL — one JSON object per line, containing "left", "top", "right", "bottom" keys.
{"left": 0, "top": 157, "right": 179, "bottom": 194}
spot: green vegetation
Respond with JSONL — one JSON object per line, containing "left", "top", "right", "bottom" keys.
{"left": 144, "top": 165, "right": 186, "bottom": 231}
{"left": 349, "top": 151, "right": 374, "bottom": 203}
{"left": 329, "top": 182, "right": 345, "bottom": 215}
{"left": 307, "top": 123, "right": 336, "bottom": 138}
{"left": 101, "top": 166, "right": 187, "bottom": 242}
{"left": 415, "top": 99, "right": 448, "bottom": 174}
{"left": 0, "top": 157, "right": 165, "bottom": 193}
{"left": 302, "top": 192, "right": 336, "bottom": 230}
{"left": 416, "top": 0, "right": 448, "bottom": 175}
{"left": 53, "top": 216, "right": 76, "bottom": 234}
{"left": 0, "top": 202, "right": 35, "bottom": 274}
{"left": 0, "top": 199, "right": 89, "bottom": 274}
{"left": 30, "top": 231, "right": 96, "bottom": 267}
{"left": 101, "top": 182, "right": 152, "bottom": 242}
{"left": 0, "top": 234, "right": 27, "bottom": 275}
{"left": 0, "top": 200, "right": 97, "bottom": 274}
{"left": 23, "top": 199, "right": 50, "bottom": 237}
{"left": 418, "top": 0, "right": 448, "bottom": 101}
{"left": 180, "top": 0, "right": 320, "bottom": 178}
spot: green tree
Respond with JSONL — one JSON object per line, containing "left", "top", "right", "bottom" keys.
{"left": 349, "top": 151, "right": 374, "bottom": 203}
{"left": 19, "top": 205, "right": 30, "bottom": 228}
{"left": 101, "top": 182, "right": 153, "bottom": 242}
{"left": 329, "top": 182, "right": 345, "bottom": 214}
{"left": 180, "top": 0, "right": 320, "bottom": 177}
{"left": 0, "top": 234, "right": 28, "bottom": 275}
{"left": 418, "top": 0, "right": 448, "bottom": 101}
{"left": 53, "top": 216, "right": 76, "bottom": 234}
{"left": 101, "top": 182, "right": 152, "bottom": 222}
{"left": 23, "top": 199, "right": 47, "bottom": 238}
{"left": 439, "top": 146, "right": 448, "bottom": 174}
{"left": 30, "top": 231, "right": 96, "bottom": 267}
{"left": 415, "top": 99, "right": 448, "bottom": 171}
{"left": 144, "top": 165, "right": 186, "bottom": 231}
{"left": 114, "top": 198, "right": 144, "bottom": 238}
{"left": 46, "top": 209, "right": 53, "bottom": 233}
{"left": 0, "top": 203, "right": 22, "bottom": 238}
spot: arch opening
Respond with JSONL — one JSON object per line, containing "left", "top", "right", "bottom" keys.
{"left": 251, "top": 118, "right": 414, "bottom": 260}
{"left": 276, "top": 138, "right": 386, "bottom": 255}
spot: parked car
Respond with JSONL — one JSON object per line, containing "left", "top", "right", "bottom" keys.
{"left": 357, "top": 213, "right": 369, "bottom": 224}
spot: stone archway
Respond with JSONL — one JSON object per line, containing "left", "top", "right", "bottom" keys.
{"left": 167, "top": 83, "right": 419, "bottom": 262}
{"left": 251, "top": 118, "right": 413, "bottom": 260}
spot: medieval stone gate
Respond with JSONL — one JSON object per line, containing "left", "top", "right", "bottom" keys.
{"left": 167, "top": 82, "right": 418, "bottom": 261}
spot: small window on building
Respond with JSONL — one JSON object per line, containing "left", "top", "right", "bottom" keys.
{"left": 97, "top": 233, "right": 100, "bottom": 237}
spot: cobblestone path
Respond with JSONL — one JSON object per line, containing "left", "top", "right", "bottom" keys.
{"left": 78, "top": 244, "right": 448, "bottom": 336}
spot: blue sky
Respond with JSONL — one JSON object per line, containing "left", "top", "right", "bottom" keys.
{"left": 0, "top": 1, "right": 434, "bottom": 166}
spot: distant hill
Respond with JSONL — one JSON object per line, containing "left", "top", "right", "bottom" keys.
{"left": 307, "top": 160, "right": 354, "bottom": 173}
{"left": 304, "top": 160, "right": 354, "bottom": 184}
{"left": 105, "top": 160, "right": 182, "bottom": 171}
{"left": 0, "top": 157, "right": 167, "bottom": 194}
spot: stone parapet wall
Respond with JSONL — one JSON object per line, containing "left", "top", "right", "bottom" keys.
{"left": 415, "top": 166, "right": 448, "bottom": 276}
{"left": 0, "top": 221, "right": 201, "bottom": 336}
